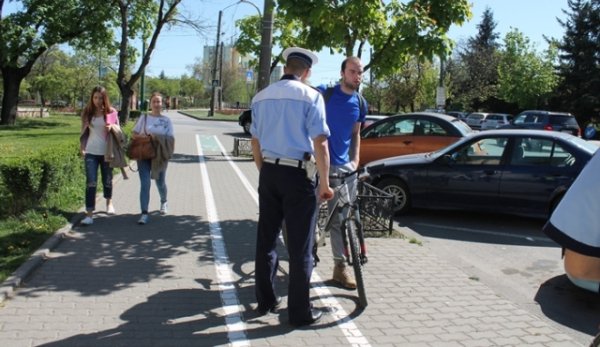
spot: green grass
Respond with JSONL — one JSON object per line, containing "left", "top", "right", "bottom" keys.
{"left": 0, "top": 115, "right": 86, "bottom": 283}
{"left": 0, "top": 115, "right": 81, "bottom": 157}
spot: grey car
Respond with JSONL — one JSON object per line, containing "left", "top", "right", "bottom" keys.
{"left": 481, "top": 113, "right": 513, "bottom": 130}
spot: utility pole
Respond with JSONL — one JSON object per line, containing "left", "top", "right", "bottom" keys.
{"left": 436, "top": 55, "right": 446, "bottom": 111}
{"left": 256, "top": 0, "right": 274, "bottom": 92}
{"left": 218, "top": 41, "right": 224, "bottom": 110}
{"left": 140, "top": 38, "right": 146, "bottom": 111}
{"left": 208, "top": 10, "right": 222, "bottom": 117}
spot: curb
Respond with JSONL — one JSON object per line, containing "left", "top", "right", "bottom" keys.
{"left": 0, "top": 215, "right": 81, "bottom": 304}
{"left": 0, "top": 171, "right": 128, "bottom": 304}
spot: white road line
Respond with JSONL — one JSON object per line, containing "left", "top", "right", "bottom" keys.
{"left": 213, "top": 136, "right": 372, "bottom": 347}
{"left": 414, "top": 222, "right": 551, "bottom": 242}
{"left": 196, "top": 135, "right": 250, "bottom": 347}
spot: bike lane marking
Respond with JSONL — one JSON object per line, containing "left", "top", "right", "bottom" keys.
{"left": 196, "top": 134, "right": 250, "bottom": 347}
{"left": 212, "top": 135, "right": 372, "bottom": 347}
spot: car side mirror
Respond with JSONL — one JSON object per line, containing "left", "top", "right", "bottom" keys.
{"left": 365, "top": 131, "right": 379, "bottom": 139}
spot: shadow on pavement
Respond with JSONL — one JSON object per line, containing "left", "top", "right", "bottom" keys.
{"left": 398, "top": 208, "right": 551, "bottom": 247}
{"left": 33, "top": 215, "right": 350, "bottom": 346}
{"left": 535, "top": 274, "right": 600, "bottom": 336}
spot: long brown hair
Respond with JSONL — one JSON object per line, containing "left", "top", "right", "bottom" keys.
{"left": 82, "top": 86, "right": 112, "bottom": 124}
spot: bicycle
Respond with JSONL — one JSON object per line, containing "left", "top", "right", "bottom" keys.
{"left": 313, "top": 168, "right": 394, "bottom": 308}
{"left": 281, "top": 168, "right": 393, "bottom": 308}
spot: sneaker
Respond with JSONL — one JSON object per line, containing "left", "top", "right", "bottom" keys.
{"left": 107, "top": 204, "right": 115, "bottom": 215}
{"left": 81, "top": 216, "right": 94, "bottom": 226}
{"left": 138, "top": 214, "right": 149, "bottom": 225}
{"left": 332, "top": 263, "right": 357, "bottom": 289}
{"left": 160, "top": 202, "right": 168, "bottom": 215}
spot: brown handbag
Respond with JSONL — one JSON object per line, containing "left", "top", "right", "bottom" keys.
{"left": 126, "top": 115, "right": 156, "bottom": 160}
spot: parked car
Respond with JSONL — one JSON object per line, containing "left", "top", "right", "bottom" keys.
{"left": 363, "top": 129, "right": 599, "bottom": 218}
{"left": 359, "top": 112, "right": 473, "bottom": 166}
{"left": 465, "top": 112, "right": 490, "bottom": 130}
{"left": 480, "top": 113, "right": 513, "bottom": 130}
{"left": 238, "top": 109, "right": 251, "bottom": 134}
{"left": 239, "top": 111, "right": 387, "bottom": 135}
{"left": 445, "top": 111, "right": 468, "bottom": 121}
{"left": 501, "top": 110, "right": 581, "bottom": 137}
{"left": 362, "top": 115, "right": 388, "bottom": 129}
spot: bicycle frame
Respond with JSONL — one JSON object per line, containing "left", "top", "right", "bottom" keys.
{"left": 317, "top": 170, "right": 368, "bottom": 307}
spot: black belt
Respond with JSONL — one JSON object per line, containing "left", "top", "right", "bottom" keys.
{"left": 263, "top": 157, "right": 306, "bottom": 169}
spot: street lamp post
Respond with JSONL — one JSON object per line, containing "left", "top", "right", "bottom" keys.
{"left": 208, "top": 10, "right": 222, "bottom": 117}
{"left": 209, "top": 0, "right": 272, "bottom": 116}
{"left": 239, "top": 0, "right": 272, "bottom": 92}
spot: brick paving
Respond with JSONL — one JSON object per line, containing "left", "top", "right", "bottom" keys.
{"left": 0, "top": 111, "right": 589, "bottom": 346}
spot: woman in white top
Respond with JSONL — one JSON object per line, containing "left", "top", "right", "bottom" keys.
{"left": 131, "top": 92, "right": 174, "bottom": 225}
{"left": 79, "top": 86, "right": 120, "bottom": 225}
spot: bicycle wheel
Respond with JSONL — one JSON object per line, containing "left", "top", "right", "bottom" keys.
{"left": 346, "top": 218, "right": 367, "bottom": 308}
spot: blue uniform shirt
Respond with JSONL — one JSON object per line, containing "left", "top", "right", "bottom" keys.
{"left": 251, "top": 76, "right": 330, "bottom": 161}
{"left": 317, "top": 84, "right": 367, "bottom": 165}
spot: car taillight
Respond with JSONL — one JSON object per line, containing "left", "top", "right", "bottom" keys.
{"left": 544, "top": 124, "right": 553, "bottom": 131}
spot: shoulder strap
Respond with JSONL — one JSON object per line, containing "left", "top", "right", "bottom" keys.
{"left": 323, "top": 87, "right": 335, "bottom": 105}
{"left": 357, "top": 93, "right": 366, "bottom": 117}
{"left": 142, "top": 114, "right": 148, "bottom": 135}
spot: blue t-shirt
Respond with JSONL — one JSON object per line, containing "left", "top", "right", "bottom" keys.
{"left": 317, "top": 84, "right": 367, "bottom": 165}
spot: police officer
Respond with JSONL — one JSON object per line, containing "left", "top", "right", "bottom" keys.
{"left": 250, "top": 47, "right": 334, "bottom": 326}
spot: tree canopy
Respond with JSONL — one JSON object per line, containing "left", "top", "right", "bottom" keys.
{"left": 555, "top": 0, "right": 600, "bottom": 120}
{"left": 0, "top": 0, "right": 113, "bottom": 124}
{"left": 236, "top": 0, "right": 471, "bottom": 77}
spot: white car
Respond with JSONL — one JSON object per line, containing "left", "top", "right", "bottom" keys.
{"left": 465, "top": 112, "right": 490, "bottom": 130}
{"left": 480, "top": 113, "right": 514, "bottom": 130}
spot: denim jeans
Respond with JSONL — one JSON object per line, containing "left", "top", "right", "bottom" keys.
{"left": 84, "top": 154, "right": 113, "bottom": 212}
{"left": 137, "top": 159, "right": 167, "bottom": 214}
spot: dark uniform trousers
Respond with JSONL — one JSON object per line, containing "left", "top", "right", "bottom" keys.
{"left": 255, "top": 162, "right": 318, "bottom": 321}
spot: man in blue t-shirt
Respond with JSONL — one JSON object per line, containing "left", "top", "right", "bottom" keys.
{"left": 317, "top": 56, "right": 367, "bottom": 289}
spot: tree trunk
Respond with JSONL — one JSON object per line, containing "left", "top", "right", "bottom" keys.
{"left": 118, "top": 83, "right": 134, "bottom": 125}
{"left": 0, "top": 67, "right": 27, "bottom": 125}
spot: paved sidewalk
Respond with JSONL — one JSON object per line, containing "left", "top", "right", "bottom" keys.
{"left": 0, "top": 111, "right": 589, "bottom": 346}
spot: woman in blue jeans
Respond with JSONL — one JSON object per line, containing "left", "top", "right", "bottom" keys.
{"left": 79, "top": 86, "right": 120, "bottom": 225}
{"left": 131, "top": 92, "right": 174, "bottom": 225}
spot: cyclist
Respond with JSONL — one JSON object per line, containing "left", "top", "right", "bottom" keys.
{"left": 317, "top": 56, "right": 368, "bottom": 289}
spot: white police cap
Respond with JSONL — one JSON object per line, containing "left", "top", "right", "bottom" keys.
{"left": 282, "top": 47, "right": 318, "bottom": 67}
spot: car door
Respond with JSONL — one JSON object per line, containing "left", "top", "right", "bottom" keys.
{"left": 426, "top": 136, "right": 508, "bottom": 210}
{"left": 360, "top": 117, "right": 419, "bottom": 164}
{"left": 498, "top": 136, "right": 580, "bottom": 216}
{"left": 360, "top": 116, "right": 462, "bottom": 165}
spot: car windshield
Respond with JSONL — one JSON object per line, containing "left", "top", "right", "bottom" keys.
{"left": 451, "top": 119, "right": 474, "bottom": 134}
{"left": 514, "top": 113, "right": 539, "bottom": 124}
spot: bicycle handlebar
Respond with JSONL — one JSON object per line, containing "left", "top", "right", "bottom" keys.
{"left": 328, "top": 167, "right": 370, "bottom": 180}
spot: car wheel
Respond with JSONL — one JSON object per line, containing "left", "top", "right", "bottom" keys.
{"left": 376, "top": 177, "right": 411, "bottom": 214}
{"left": 242, "top": 120, "right": 251, "bottom": 134}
